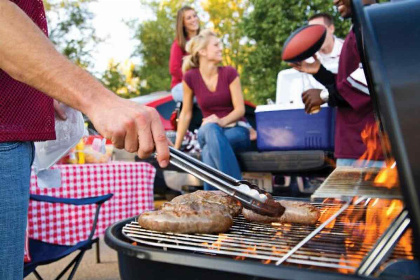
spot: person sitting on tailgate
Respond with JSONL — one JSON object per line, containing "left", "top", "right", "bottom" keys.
{"left": 291, "top": 0, "right": 384, "bottom": 167}
{"left": 174, "top": 29, "right": 250, "bottom": 190}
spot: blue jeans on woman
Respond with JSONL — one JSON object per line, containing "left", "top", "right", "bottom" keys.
{"left": 198, "top": 123, "right": 250, "bottom": 190}
{"left": 0, "top": 142, "right": 34, "bottom": 280}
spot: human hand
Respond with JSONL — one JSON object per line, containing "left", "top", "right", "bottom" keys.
{"left": 202, "top": 114, "right": 222, "bottom": 127}
{"left": 87, "top": 96, "right": 169, "bottom": 168}
{"left": 302, "top": 89, "right": 325, "bottom": 114}
{"left": 53, "top": 100, "right": 67, "bottom": 120}
{"left": 289, "top": 55, "right": 321, "bottom": 74}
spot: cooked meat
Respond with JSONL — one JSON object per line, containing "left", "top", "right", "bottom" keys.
{"left": 242, "top": 200, "right": 320, "bottom": 225}
{"left": 160, "top": 201, "right": 231, "bottom": 213}
{"left": 138, "top": 209, "right": 233, "bottom": 234}
{"left": 170, "top": 190, "right": 242, "bottom": 217}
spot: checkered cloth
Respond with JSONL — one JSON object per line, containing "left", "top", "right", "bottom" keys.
{"left": 27, "top": 162, "right": 155, "bottom": 245}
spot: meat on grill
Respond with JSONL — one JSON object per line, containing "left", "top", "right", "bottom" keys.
{"left": 138, "top": 209, "right": 233, "bottom": 234}
{"left": 242, "top": 200, "right": 320, "bottom": 225}
{"left": 170, "top": 190, "right": 242, "bottom": 217}
{"left": 138, "top": 191, "right": 239, "bottom": 234}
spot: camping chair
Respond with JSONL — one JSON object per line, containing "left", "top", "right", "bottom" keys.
{"left": 24, "top": 193, "right": 113, "bottom": 280}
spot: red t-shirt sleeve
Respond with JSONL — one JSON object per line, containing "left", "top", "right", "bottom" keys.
{"left": 226, "top": 66, "right": 239, "bottom": 85}
{"left": 169, "top": 41, "right": 184, "bottom": 84}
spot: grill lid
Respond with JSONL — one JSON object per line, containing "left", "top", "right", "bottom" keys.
{"left": 352, "top": 0, "right": 420, "bottom": 251}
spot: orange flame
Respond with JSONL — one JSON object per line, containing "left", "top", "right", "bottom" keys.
{"left": 357, "top": 123, "right": 381, "bottom": 165}
{"left": 374, "top": 161, "right": 398, "bottom": 188}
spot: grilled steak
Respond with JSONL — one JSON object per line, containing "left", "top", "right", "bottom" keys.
{"left": 138, "top": 209, "right": 233, "bottom": 234}
{"left": 170, "top": 190, "right": 242, "bottom": 217}
{"left": 242, "top": 200, "right": 320, "bottom": 225}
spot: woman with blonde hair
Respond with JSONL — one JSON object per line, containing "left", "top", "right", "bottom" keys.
{"left": 169, "top": 6, "right": 200, "bottom": 102}
{"left": 174, "top": 29, "right": 250, "bottom": 190}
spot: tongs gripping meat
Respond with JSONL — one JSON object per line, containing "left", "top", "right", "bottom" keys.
{"left": 166, "top": 147, "right": 285, "bottom": 217}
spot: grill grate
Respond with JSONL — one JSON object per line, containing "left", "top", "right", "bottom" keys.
{"left": 123, "top": 201, "right": 413, "bottom": 273}
{"left": 312, "top": 167, "right": 402, "bottom": 199}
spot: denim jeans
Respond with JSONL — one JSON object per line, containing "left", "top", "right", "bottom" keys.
{"left": 198, "top": 123, "right": 250, "bottom": 190}
{"left": 0, "top": 142, "right": 34, "bottom": 280}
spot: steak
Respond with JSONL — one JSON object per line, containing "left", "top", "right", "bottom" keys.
{"left": 242, "top": 200, "right": 320, "bottom": 225}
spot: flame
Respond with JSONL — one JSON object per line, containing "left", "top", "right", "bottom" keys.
{"left": 374, "top": 161, "right": 398, "bottom": 188}
{"left": 234, "top": 245, "right": 257, "bottom": 260}
{"left": 357, "top": 123, "right": 381, "bottom": 166}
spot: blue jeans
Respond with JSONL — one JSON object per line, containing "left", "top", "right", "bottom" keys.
{"left": 198, "top": 123, "right": 250, "bottom": 190}
{"left": 0, "top": 142, "right": 34, "bottom": 280}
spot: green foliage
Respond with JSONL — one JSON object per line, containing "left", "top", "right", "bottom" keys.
{"left": 241, "top": 0, "right": 351, "bottom": 104}
{"left": 43, "top": 0, "right": 102, "bottom": 69}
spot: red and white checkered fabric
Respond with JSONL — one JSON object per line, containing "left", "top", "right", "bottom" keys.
{"left": 27, "top": 162, "right": 155, "bottom": 245}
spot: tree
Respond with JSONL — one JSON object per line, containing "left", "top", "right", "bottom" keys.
{"left": 101, "top": 59, "right": 141, "bottom": 99}
{"left": 43, "top": 0, "right": 102, "bottom": 69}
{"left": 241, "top": 0, "right": 351, "bottom": 104}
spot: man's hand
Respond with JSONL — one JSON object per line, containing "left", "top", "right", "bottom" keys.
{"left": 289, "top": 55, "right": 321, "bottom": 74}
{"left": 53, "top": 99, "right": 67, "bottom": 120}
{"left": 87, "top": 97, "right": 170, "bottom": 168}
{"left": 302, "top": 89, "right": 325, "bottom": 114}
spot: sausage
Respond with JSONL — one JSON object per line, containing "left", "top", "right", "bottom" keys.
{"left": 138, "top": 209, "right": 233, "bottom": 234}
{"left": 170, "top": 190, "right": 242, "bottom": 217}
{"left": 242, "top": 200, "right": 320, "bottom": 225}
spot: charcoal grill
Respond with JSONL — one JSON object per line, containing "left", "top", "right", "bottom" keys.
{"left": 105, "top": 1, "right": 420, "bottom": 279}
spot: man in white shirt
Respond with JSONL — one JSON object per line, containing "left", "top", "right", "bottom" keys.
{"left": 276, "top": 13, "right": 343, "bottom": 109}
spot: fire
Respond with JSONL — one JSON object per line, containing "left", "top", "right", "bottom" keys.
{"left": 333, "top": 198, "right": 412, "bottom": 273}
{"left": 357, "top": 123, "right": 381, "bottom": 165}
{"left": 234, "top": 245, "right": 257, "bottom": 261}
{"left": 356, "top": 124, "right": 399, "bottom": 188}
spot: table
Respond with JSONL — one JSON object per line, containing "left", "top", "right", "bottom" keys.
{"left": 28, "top": 162, "right": 156, "bottom": 246}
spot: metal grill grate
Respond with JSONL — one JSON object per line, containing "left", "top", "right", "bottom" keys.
{"left": 122, "top": 201, "right": 413, "bottom": 273}
{"left": 312, "top": 167, "right": 402, "bottom": 199}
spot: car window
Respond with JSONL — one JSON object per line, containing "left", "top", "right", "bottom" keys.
{"left": 155, "top": 100, "right": 177, "bottom": 120}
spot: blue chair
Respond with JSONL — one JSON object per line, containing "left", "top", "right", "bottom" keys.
{"left": 24, "top": 193, "right": 113, "bottom": 280}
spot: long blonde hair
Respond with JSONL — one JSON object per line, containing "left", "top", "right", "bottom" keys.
{"left": 175, "top": 6, "right": 200, "bottom": 51}
{"left": 182, "top": 29, "right": 217, "bottom": 73}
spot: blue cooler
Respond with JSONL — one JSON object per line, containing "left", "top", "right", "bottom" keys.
{"left": 255, "top": 104, "right": 335, "bottom": 151}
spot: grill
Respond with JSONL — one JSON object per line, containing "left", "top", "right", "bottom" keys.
{"left": 121, "top": 200, "right": 412, "bottom": 272}
{"left": 105, "top": 1, "right": 420, "bottom": 279}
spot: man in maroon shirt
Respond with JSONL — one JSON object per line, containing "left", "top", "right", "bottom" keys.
{"left": 291, "top": 0, "right": 383, "bottom": 167}
{"left": 0, "top": 1, "right": 169, "bottom": 278}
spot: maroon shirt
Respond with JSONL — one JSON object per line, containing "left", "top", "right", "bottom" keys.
{"left": 334, "top": 30, "right": 382, "bottom": 159}
{"left": 0, "top": 0, "right": 55, "bottom": 142}
{"left": 184, "top": 66, "right": 241, "bottom": 119}
{"left": 169, "top": 40, "right": 187, "bottom": 89}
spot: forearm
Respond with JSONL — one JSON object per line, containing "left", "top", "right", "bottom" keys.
{"left": 175, "top": 111, "right": 192, "bottom": 149}
{"left": 220, "top": 107, "right": 245, "bottom": 127}
{"left": 313, "top": 65, "right": 336, "bottom": 86}
{"left": 0, "top": 1, "right": 117, "bottom": 115}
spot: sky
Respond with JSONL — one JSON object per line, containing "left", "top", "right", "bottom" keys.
{"left": 88, "top": 0, "right": 153, "bottom": 74}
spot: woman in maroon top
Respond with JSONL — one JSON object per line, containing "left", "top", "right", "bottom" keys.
{"left": 174, "top": 30, "right": 250, "bottom": 190}
{"left": 169, "top": 6, "right": 200, "bottom": 102}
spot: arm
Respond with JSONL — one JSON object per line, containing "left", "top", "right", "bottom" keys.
{"left": 0, "top": 0, "right": 169, "bottom": 166}
{"left": 174, "top": 82, "right": 194, "bottom": 149}
{"left": 169, "top": 42, "right": 183, "bottom": 84}
{"left": 219, "top": 77, "right": 245, "bottom": 127}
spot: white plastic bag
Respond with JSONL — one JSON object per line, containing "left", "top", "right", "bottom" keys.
{"left": 33, "top": 105, "right": 85, "bottom": 188}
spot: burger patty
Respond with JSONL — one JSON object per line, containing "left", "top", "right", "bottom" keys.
{"left": 242, "top": 200, "right": 320, "bottom": 225}
{"left": 138, "top": 209, "right": 233, "bottom": 234}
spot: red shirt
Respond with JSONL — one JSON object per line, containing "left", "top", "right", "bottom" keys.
{"left": 169, "top": 40, "right": 187, "bottom": 89}
{"left": 0, "top": 0, "right": 55, "bottom": 142}
{"left": 334, "top": 30, "right": 382, "bottom": 160}
{"left": 184, "top": 66, "right": 242, "bottom": 120}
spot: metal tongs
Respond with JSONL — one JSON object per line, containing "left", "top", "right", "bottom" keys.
{"left": 167, "top": 147, "right": 285, "bottom": 217}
